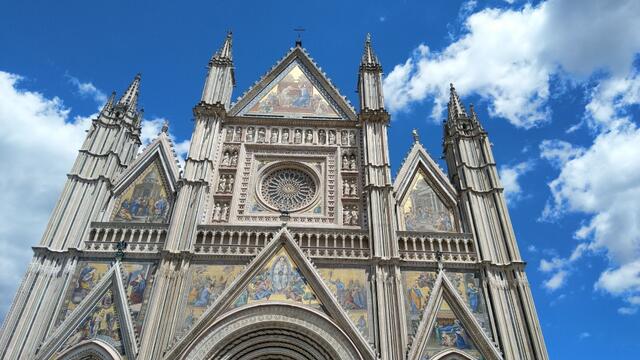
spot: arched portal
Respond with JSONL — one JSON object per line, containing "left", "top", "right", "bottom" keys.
{"left": 180, "top": 303, "right": 365, "bottom": 360}
{"left": 56, "top": 339, "right": 122, "bottom": 360}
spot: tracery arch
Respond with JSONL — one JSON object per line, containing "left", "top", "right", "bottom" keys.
{"left": 179, "top": 303, "right": 364, "bottom": 360}
{"left": 56, "top": 339, "right": 122, "bottom": 360}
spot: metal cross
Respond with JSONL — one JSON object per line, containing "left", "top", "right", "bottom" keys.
{"left": 294, "top": 28, "right": 305, "bottom": 46}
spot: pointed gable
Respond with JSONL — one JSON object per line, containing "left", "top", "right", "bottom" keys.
{"left": 230, "top": 46, "right": 357, "bottom": 121}
{"left": 244, "top": 62, "right": 341, "bottom": 118}
{"left": 395, "top": 141, "right": 459, "bottom": 232}
{"left": 55, "top": 289, "right": 127, "bottom": 357}
{"left": 37, "top": 263, "right": 140, "bottom": 360}
{"left": 407, "top": 272, "right": 503, "bottom": 360}
{"left": 111, "top": 131, "right": 180, "bottom": 224}
{"left": 423, "top": 299, "right": 482, "bottom": 359}
{"left": 230, "top": 247, "right": 322, "bottom": 309}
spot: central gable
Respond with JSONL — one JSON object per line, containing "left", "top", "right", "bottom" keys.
{"left": 230, "top": 47, "right": 357, "bottom": 121}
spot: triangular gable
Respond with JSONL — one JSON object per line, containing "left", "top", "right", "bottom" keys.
{"left": 36, "top": 262, "right": 139, "bottom": 360}
{"left": 408, "top": 272, "right": 502, "bottom": 360}
{"left": 230, "top": 47, "right": 357, "bottom": 121}
{"left": 166, "top": 225, "right": 376, "bottom": 360}
{"left": 113, "top": 132, "right": 181, "bottom": 196}
{"left": 110, "top": 133, "right": 179, "bottom": 224}
{"left": 394, "top": 142, "right": 459, "bottom": 232}
{"left": 228, "top": 247, "right": 324, "bottom": 310}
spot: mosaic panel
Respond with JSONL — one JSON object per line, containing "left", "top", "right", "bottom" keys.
{"left": 182, "top": 264, "right": 245, "bottom": 331}
{"left": 247, "top": 63, "right": 339, "bottom": 118}
{"left": 402, "top": 270, "right": 438, "bottom": 337}
{"left": 445, "top": 271, "right": 492, "bottom": 339}
{"left": 58, "top": 261, "right": 111, "bottom": 324}
{"left": 112, "top": 160, "right": 171, "bottom": 223}
{"left": 401, "top": 171, "right": 454, "bottom": 232}
{"left": 421, "top": 299, "right": 483, "bottom": 360}
{"left": 55, "top": 289, "right": 126, "bottom": 359}
{"left": 121, "top": 262, "right": 156, "bottom": 334}
{"left": 319, "top": 268, "right": 371, "bottom": 340}
{"left": 232, "top": 248, "right": 321, "bottom": 309}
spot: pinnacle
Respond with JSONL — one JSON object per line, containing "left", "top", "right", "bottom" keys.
{"left": 117, "top": 73, "right": 142, "bottom": 110}
{"left": 447, "top": 82, "right": 467, "bottom": 121}
{"left": 361, "top": 32, "right": 380, "bottom": 67}
{"left": 213, "top": 31, "right": 233, "bottom": 62}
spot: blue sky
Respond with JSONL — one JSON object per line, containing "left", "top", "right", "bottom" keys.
{"left": 1, "top": 0, "right": 639, "bottom": 358}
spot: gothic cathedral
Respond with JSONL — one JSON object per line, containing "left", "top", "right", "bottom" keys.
{"left": 0, "top": 33, "right": 548, "bottom": 360}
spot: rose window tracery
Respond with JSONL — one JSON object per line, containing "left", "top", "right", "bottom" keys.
{"left": 260, "top": 168, "right": 317, "bottom": 211}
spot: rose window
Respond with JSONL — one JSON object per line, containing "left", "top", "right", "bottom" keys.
{"left": 260, "top": 168, "right": 317, "bottom": 211}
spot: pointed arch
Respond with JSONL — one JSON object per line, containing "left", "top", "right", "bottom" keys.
{"left": 229, "top": 46, "right": 357, "bottom": 121}
{"left": 394, "top": 142, "right": 460, "bottom": 232}
{"left": 109, "top": 132, "right": 180, "bottom": 224}
{"left": 36, "top": 262, "right": 139, "bottom": 360}
{"left": 407, "top": 272, "right": 502, "bottom": 360}
{"left": 55, "top": 339, "right": 123, "bottom": 360}
{"left": 166, "top": 226, "right": 376, "bottom": 360}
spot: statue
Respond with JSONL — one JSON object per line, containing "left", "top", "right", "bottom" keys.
{"left": 213, "top": 203, "right": 221, "bottom": 221}
{"left": 225, "top": 127, "right": 233, "bottom": 142}
{"left": 246, "top": 127, "right": 255, "bottom": 142}
{"left": 319, "top": 130, "right": 326, "bottom": 145}
{"left": 257, "top": 128, "right": 266, "bottom": 143}
{"left": 350, "top": 182, "right": 357, "bottom": 196}
{"left": 349, "top": 131, "right": 355, "bottom": 146}
{"left": 282, "top": 129, "right": 290, "bottom": 143}
{"left": 349, "top": 154, "right": 356, "bottom": 170}
{"left": 341, "top": 130, "right": 348, "bottom": 145}
{"left": 351, "top": 209, "right": 359, "bottom": 225}
{"left": 231, "top": 151, "right": 238, "bottom": 166}
{"left": 343, "top": 181, "right": 350, "bottom": 195}
{"left": 294, "top": 129, "right": 302, "bottom": 144}
{"left": 226, "top": 176, "right": 234, "bottom": 192}
{"left": 305, "top": 129, "right": 313, "bottom": 143}
{"left": 234, "top": 127, "right": 242, "bottom": 142}
{"left": 342, "top": 154, "right": 349, "bottom": 169}
{"left": 222, "top": 151, "right": 230, "bottom": 166}
{"left": 221, "top": 203, "right": 229, "bottom": 221}
{"left": 270, "top": 128, "right": 279, "bottom": 143}
{"left": 217, "top": 176, "right": 227, "bottom": 193}
{"left": 344, "top": 208, "right": 352, "bottom": 225}
{"left": 328, "top": 130, "right": 336, "bottom": 145}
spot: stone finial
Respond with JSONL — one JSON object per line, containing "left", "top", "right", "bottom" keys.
{"left": 412, "top": 129, "right": 420, "bottom": 143}
{"left": 161, "top": 120, "right": 169, "bottom": 134}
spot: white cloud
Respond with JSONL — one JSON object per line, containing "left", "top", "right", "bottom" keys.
{"left": 383, "top": 0, "right": 640, "bottom": 128}
{"left": 578, "top": 332, "right": 591, "bottom": 340}
{"left": 617, "top": 307, "right": 638, "bottom": 315}
{"left": 0, "top": 71, "right": 91, "bottom": 319}
{"left": 543, "top": 270, "right": 567, "bottom": 291}
{"left": 0, "top": 71, "right": 188, "bottom": 321}
{"left": 66, "top": 75, "right": 107, "bottom": 105}
{"left": 499, "top": 160, "right": 534, "bottom": 204}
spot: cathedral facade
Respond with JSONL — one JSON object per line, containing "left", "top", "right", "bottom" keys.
{"left": 0, "top": 33, "right": 548, "bottom": 360}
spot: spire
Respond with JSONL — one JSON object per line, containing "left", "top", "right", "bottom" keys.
{"left": 201, "top": 32, "right": 235, "bottom": 107}
{"left": 447, "top": 83, "right": 467, "bottom": 121}
{"left": 361, "top": 33, "right": 381, "bottom": 68}
{"left": 212, "top": 31, "right": 233, "bottom": 64}
{"left": 117, "top": 73, "right": 141, "bottom": 110}
{"left": 100, "top": 91, "right": 116, "bottom": 115}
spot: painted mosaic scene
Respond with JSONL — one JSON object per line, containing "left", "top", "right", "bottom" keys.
{"left": 113, "top": 161, "right": 171, "bottom": 223}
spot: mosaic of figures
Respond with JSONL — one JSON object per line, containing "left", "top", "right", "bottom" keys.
{"left": 212, "top": 201, "right": 230, "bottom": 222}
{"left": 401, "top": 170, "right": 454, "bottom": 232}
{"left": 182, "top": 264, "right": 245, "bottom": 333}
{"left": 121, "top": 262, "right": 156, "bottom": 334}
{"left": 342, "top": 178, "right": 358, "bottom": 198}
{"left": 220, "top": 147, "right": 239, "bottom": 167}
{"left": 246, "top": 63, "right": 340, "bottom": 118}
{"left": 402, "top": 270, "right": 492, "bottom": 340}
{"left": 422, "top": 299, "right": 483, "bottom": 360}
{"left": 341, "top": 150, "right": 358, "bottom": 171}
{"left": 445, "top": 271, "right": 492, "bottom": 338}
{"left": 232, "top": 248, "right": 321, "bottom": 310}
{"left": 343, "top": 205, "right": 360, "bottom": 226}
{"left": 318, "top": 268, "right": 370, "bottom": 340}
{"left": 58, "top": 261, "right": 111, "bottom": 324}
{"left": 112, "top": 161, "right": 171, "bottom": 224}
{"left": 56, "top": 290, "right": 126, "bottom": 358}
{"left": 224, "top": 125, "right": 356, "bottom": 147}
{"left": 216, "top": 174, "right": 235, "bottom": 194}
{"left": 403, "top": 270, "right": 437, "bottom": 337}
